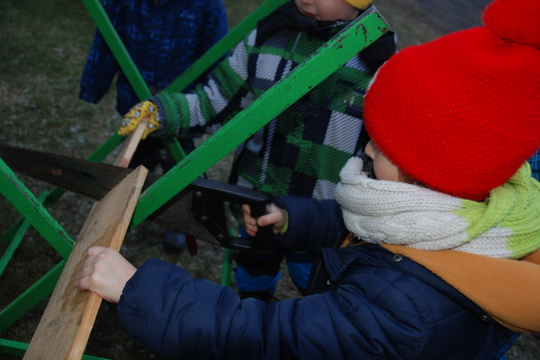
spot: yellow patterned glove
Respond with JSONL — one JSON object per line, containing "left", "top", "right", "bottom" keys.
{"left": 119, "top": 101, "right": 161, "bottom": 139}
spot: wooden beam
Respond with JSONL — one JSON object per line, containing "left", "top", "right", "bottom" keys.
{"left": 23, "top": 165, "right": 148, "bottom": 360}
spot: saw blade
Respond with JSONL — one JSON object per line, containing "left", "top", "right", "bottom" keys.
{"left": 0, "top": 143, "right": 219, "bottom": 244}
{"left": 0, "top": 143, "right": 276, "bottom": 253}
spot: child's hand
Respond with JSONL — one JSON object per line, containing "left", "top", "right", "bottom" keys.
{"left": 119, "top": 100, "right": 161, "bottom": 139}
{"left": 74, "top": 246, "right": 136, "bottom": 303}
{"left": 242, "top": 203, "right": 287, "bottom": 237}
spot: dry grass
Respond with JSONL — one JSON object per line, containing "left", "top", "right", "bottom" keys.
{"left": 0, "top": 0, "right": 539, "bottom": 359}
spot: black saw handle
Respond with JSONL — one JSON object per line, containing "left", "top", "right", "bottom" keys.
{"left": 189, "top": 178, "right": 275, "bottom": 254}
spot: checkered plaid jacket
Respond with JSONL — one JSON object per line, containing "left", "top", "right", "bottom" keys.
{"left": 152, "top": 6, "right": 376, "bottom": 200}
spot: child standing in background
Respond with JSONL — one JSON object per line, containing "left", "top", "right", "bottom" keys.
{"left": 117, "top": 0, "right": 396, "bottom": 300}
{"left": 79, "top": 0, "right": 228, "bottom": 251}
{"left": 79, "top": 0, "right": 228, "bottom": 117}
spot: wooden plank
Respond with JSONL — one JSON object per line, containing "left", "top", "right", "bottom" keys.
{"left": 23, "top": 165, "right": 148, "bottom": 360}
{"left": 112, "top": 117, "right": 149, "bottom": 168}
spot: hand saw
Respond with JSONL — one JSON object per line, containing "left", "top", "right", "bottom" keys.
{"left": 0, "top": 144, "right": 275, "bottom": 253}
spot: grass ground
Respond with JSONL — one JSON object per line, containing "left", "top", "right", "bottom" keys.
{"left": 0, "top": 0, "right": 539, "bottom": 359}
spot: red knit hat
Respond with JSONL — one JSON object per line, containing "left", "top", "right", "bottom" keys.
{"left": 363, "top": 0, "right": 540, "bottom": 201}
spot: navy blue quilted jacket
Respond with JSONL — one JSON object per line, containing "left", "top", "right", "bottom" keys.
{"left": 116, "top": 195, "right": 516, "bottom": 359}
{"left": 116, "top": 245, "right": 503, "bottom": 359}
{"left": 78, "top": 0, "right": 228, "bottom": 115}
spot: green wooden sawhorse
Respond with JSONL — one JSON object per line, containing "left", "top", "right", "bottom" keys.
{"left": 76, "top": 0, "right": 291, "bottom": 288}
{"left": 0, "top": 1, "right": 288, "bottom": 357}
{"left": 0, "top": 0, "right": 288, "bottom": 316}
{"left": 0, "top": 0, "right": 289, "bottom": 281}
{"left": 0, "top": 1, "right": 390, "bottom": 357}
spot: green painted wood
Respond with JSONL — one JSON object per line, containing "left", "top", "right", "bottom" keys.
{"left": 0, "top": 218, "right": 25, "bottom": 244}
{"left": 0, "top": 220, "right": 30, "bottom": 275}
{"left": 0, "top": 159, "right": 73, "bottom": 260}
{"left": 0, "top": 262, "right": 64, "bottom": 333}
{"left": 167, "top": 137, "right": 187, "bottom": 163}
{"left": 220, "top": 249, "right": 238, "bottom": 287}
{"left": 0, "top": 339, "right": 28, "bottom": 357}
{"left": 132, "top": 8, "right": 390, "bottom": 227}
{"left": 0, "top": 133, "right": 122, "bottom": 249}
{"left": 0, "top": 191, "right": 50, "bottom": 276}
{"left": 0, "top": 338, "right": 110, "bottom": 359}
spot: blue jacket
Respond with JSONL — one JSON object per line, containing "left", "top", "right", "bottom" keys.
{"left": 78, "top": 0, "right": 228, "bottom": 115}
{"left": 528, "top": 151, "right": 540, "bottom": 181}
{"left": 116, "top": 195, "right": 519, "bottom": 359}
{"left": 116, "top": 244, "right": 504, "bottom": 359}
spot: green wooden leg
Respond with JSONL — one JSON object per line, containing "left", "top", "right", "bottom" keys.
{"left": 220, "top": 249, "right": 239, "bottom": 287}
{"left": 0, "top": 159, "right": 74, "bottom": 260}
{"left": 1, "top": 218, "right": 25, "bottom": 244}
{"left": 0, "top": 338, "right": 111, "bottom": 359}
{"left": 0, "top": 134, "right": 121, "bottom": 255}
{"left": 0, "top": 191, "right": 50, "bottom": 275}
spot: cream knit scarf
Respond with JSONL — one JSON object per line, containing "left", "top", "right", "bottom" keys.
{"left": 335, "top": 157, "right": 540, "bottom": 259}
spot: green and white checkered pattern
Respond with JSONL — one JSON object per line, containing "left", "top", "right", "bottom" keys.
{"left": 153, "top": 15, "right": 373, "bottom": 200}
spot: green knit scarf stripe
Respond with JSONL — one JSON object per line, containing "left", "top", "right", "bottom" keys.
{"left": 456, "top": 163, "right": 540, "bottom": 259}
